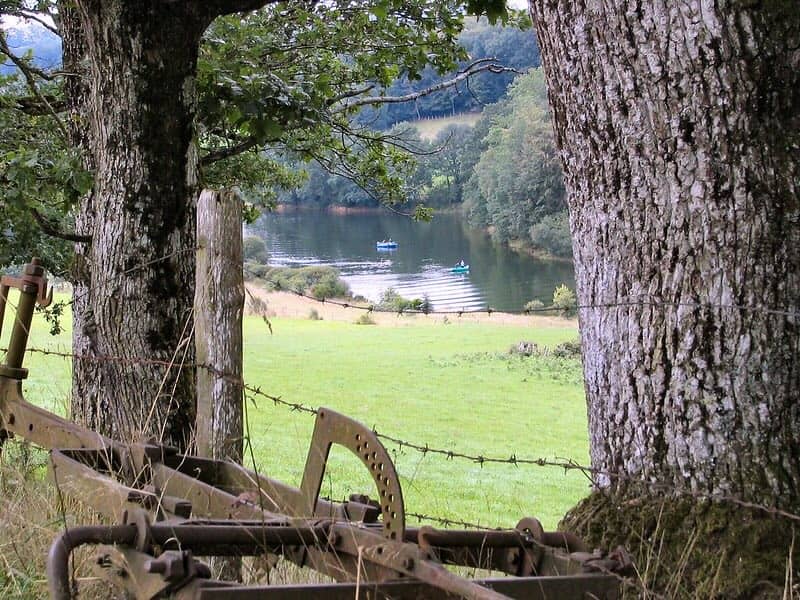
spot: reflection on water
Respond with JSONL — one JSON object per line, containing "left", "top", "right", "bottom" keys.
{"left": 248, "top": 210, "right": 575, "bottom": 312}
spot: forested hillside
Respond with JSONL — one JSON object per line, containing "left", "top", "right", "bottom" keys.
{"left": 1, "top": 14, "right": 565, "bottom": 260}
{"left": 0, "top": 24, "right": 61, "bottom": 73}
{"left": 282, "top": 69, "right": 570, "bottom": 259}
{"left": 276, "top": 20, "right": 569, "bottom": 259}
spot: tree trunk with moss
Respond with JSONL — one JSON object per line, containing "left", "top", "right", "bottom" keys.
{"left": 61, "top": 0, "right": 273, "bottom": 448}
{"left": 528, "top": 1, "right": 800, "bottom": 509}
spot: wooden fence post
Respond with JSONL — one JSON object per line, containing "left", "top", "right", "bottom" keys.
{"left": 195, "top": 188, "right": 244, "bottom": 464}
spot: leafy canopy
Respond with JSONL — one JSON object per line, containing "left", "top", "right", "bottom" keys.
{"left": 0, "top": 0, "right": 523, "bottom": 270}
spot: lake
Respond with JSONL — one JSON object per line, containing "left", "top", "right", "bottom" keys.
{"left": 248, "top": 210, "right": 575, "bottom": 312}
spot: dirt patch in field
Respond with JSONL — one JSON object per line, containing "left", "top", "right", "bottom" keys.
{"left": 245, "top": 285, "right": 574, "bottom": 329}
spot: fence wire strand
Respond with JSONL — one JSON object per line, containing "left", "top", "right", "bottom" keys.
{"left": 274, "top": 286, "right": 800, "bottom": 319}
{"left": 8, "top": 344, "right": 800, "bottom": 526}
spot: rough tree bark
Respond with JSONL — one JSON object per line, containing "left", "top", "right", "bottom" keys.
{"left": 529, "top": 1, "right": 800, "bottom": 509}
{"left": 60, "top": 1, "right": 273, "bottom": 448}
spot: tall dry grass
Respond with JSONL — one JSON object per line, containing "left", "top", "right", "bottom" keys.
{"left": 0, "top": 442, "right": 116, "bottom": 599}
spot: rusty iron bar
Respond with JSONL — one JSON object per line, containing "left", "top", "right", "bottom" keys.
{"left": 405, "top": 528, "right": 531, "bottom": 548}
{"left": 192, "top": 574, "right": 621, "bottom": 599}
{"left": 48, "top": 525, "right": 137, "bottom": 600}
{"left": 49, "top": 519, "right": 622, "bottom": 600}
{"left": 48, "top": 521, "right": 333, "bottom": 600}
{"left": 0, "top": 258, "right": 52, "bottom": 379}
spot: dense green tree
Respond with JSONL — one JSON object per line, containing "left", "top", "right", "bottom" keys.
{"left": 0, "top": 0, "right": 512, "bottom": 446}
{"left": 463, "top": 68, "right": 565, "bottom": 249}
{"left": 419, "top": 125, "right": 474, "bottom": 206}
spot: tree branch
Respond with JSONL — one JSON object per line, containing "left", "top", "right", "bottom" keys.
{"left": 196, "top": 0, "right": 280, "bottom": 19}
{"left": 327, "top": 84, "right": 376, "bottom": 106}
{"left": 200, "top": 137, "right": 260, "bottom": 166}
{"left": 15, "top": 95, "right": 67, "bottom": 115}
{"left": 5, "top": 8, "right": 60, "bottom": 36}
{"left": 0, "top": 32, "right": 69, "bottom": 139}
{"left": 30, "top": 208, "right": 92, "bottom": 244}
{"left": 332, "top": 59, "right": 521, "bottom": 113}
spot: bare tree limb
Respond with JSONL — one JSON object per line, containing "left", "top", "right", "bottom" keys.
{"left": 5, "top": 8, "right": 60, "bottom": 36}
{"left": 30, "top": 208, "right": 92, "bottom": 244}
{"left": 327, "top": 84, "right": 376, "bottom": 106}
{"left": 196, "top": 0, "right": 280, "bottom": 19}
{"left": 0, "top": 32, "right": 68, "bottom": 139}
{"left": 332, "top": 59, "right": 521, "bottom": 112}
{"left": 15, "top": 95, "right": 67, "bottom": 115}
{"left": 200, "top": 137, "right": 260, "bottom": 166}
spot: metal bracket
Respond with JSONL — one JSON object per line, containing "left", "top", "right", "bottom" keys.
{"left": 0, "top": 258, "right": 53, "bottom": 379}
{"left": 299, "top": 408, "right": 405, "bottom": 540}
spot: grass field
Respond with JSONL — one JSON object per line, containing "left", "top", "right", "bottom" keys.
{"left": 9, "top": 294, "right": 589, "bottom": 530}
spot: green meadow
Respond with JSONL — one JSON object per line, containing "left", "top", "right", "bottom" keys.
{"left": 12, "top": 298, "right": 590, "bottom": 530}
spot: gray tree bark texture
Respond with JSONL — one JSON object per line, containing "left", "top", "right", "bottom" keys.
{"left": 528, "top": 0, "right": 799, "bottom": 509}
{"left": 195, "top": 189, "right": 244, "bottom": 464}
{"left": 61, "top": 1, "right": 274, "bottom": 448}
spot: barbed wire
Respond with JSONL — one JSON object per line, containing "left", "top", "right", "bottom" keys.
{"left": 274, "top": 286, "right": 800, "bottom": 319}
{"left": 9, "top": 248, "right": 797, "bottom": 320}
{"left": 404, "top": 512, "right": 510, "bottom": 531}
{"left": 46, "top": 247, "right": 200, "bottom": 309}
{"left": 9, "top": 344, "right": 800, "bottom": 525}
{"left": 9, "top": 346, "right": 320, "bottom": 416}
{"left": 373, "top": 428, "right": 589, "bottom": 472}
{"left": 314, "top": 492, "right": 507, "bottom": 530}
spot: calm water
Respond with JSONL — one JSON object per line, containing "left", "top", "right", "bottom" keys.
{"left": 248, "top": 210, "right": 574, "bottom": 312}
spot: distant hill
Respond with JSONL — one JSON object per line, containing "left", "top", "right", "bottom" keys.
{"left": 0, "top": 23, "right": 62, "bottom": 74}
{"left": 356, "top": 20, "right": 539, "bottom": 130}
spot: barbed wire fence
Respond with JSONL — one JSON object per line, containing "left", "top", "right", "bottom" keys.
{"left": 2, "top": 248, "right": 799, "bottom": 511}
{"left": 255, "top": 282, "right": 800, "bottom": 319}
{"left": 3, "top": 253, "right": 800, "bottom": 600}
{"left": 16, "top": 247, "right": 800, "bottom": 321}
{"left": 5, "top": 344, "right": 800, "bottom": 527}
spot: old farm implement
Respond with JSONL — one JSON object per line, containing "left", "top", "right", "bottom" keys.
{"left": 0, "top": 260, "right": 628, "bottom": 599}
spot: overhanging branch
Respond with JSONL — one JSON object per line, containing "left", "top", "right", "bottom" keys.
{"left": 200, "top": 137, "right": 260, "bottom": 166}
{"left": 15, "top": 95, "right": 68, "bottom": 115}
{"left": 30, "top": 208, "right": 92, "bottom": 244}
{"left": 0, "top": 32, "right": 68, "bottom": 139}
{"left": 196, "top": 0, "right": 280, "bottom": 19}
{"left": 332, "top": 59, "right": 521, "bottom": 113}
{"left": 4, "top": 8, "right": 60, "bottom": 36}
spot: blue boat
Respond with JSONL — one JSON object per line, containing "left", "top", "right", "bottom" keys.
{"left": 450, "top": 265, "right": 470, "bottom": 274}
{"left": 376, "top": 241, "right": 398, "bottom": 250}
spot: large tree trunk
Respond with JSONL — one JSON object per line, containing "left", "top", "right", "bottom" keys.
{"left": 64, "top": 2, "right": 210, "bottom": 448}
{"left": 529, "top": 1, "right": 800, "bottom": 508}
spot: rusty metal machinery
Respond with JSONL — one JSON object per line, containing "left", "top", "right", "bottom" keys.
{"left": 0, "top": 259, "right": 630, "bottom": 599}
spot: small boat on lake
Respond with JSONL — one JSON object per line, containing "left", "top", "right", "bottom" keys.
{"left": 376, "top": 240, "right": 398, "bottom": 250}
{"left": 450, "top": 264, "right": 470, "bottom": 274}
